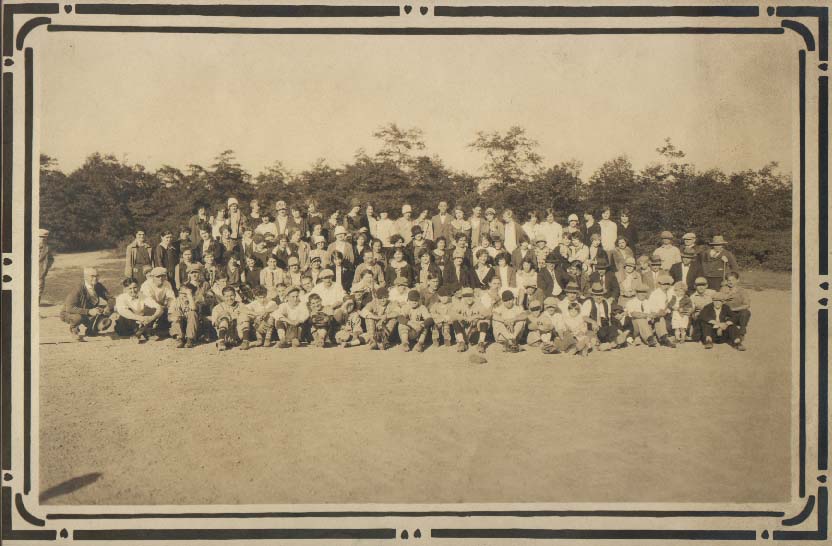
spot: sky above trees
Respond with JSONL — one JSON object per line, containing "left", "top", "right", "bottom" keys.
{"left": 38, "top": 32, "right": 792, "bottom": 177}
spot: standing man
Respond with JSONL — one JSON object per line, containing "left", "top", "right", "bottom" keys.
{"left": 273, "top": 200, "right": 291, "bottom": 239}
{"left": 38, "top": 229, "right": 54, "bottom": 304}
{"left": 670, "top": 248, "right": 701, "bottom": 292}
{"left": 61, "top": 267, "right": 115, "bottom": 341}
{"left": 187, "top": 205, "right": 210, "bottom": 247}
{"left": 431, "top": 201, "right": 454, "bottom": 243}
{"left": 153, "top": 230, "right": 179, "bottom": 286}
{"left": 469, "top": 206, "right": 485, "bottom": 245}
{"left": 125, "top": 228, "right": 153, "bottom": 286}
{"left": 699, "top": 235, "right": 739, "bottom": 290}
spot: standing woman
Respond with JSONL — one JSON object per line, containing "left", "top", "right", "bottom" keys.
{"left": 522, "top": 210, "right": 542, "bottom": 244}
{"left": 618, "top": 209, "right": 638, "bottom": 249}
{"left": 616, "top": 256, "right": 641, "bottom": 307}
{"left": 432, "top": 237, "right": 450, "bottom": 276}
{"left": 212, "top": 207, "right": 230, "bottom": 240}
{"left": 325, "top": 210, "right": 343, "bottom": 244}
{"left": 362, "top": 203, "right": 377, "bottom": 237}
{"left": 289, "top": 228, "right": 310, "bottom": 272}
{"left": 582, "top": 211, "right": 602, "bottom": 243}
{"left": 539, "top": 208, "right": 563, "bottom": 249}
{"left": 587, "top": 233, "right": 611, "bottom": 274}
{"left": 609, "top": 236, "right": 635, "bottom": 274}
{"left": 450, "top": 207, "right": 472, "bottom": 243}
{"left": 494, "top": 252, "right": 517, "bottom": 298}
{"left": 416, "top": 209, "right": 434, "bottom": 241}
{"left": 598, "top": 206, "right": 618, "bottom": 253}
{"left": 353, "top": 231, "right": 370, "bottom": 266}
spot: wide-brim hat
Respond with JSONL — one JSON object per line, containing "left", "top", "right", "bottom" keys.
{"left": 709, "top": 235, "right": 728, "bottom": 246}
{"left": 565, "top": 282, "right": 580, "bottom": 293}
{"left": 590, "top": 283, "right": 605, "bottom": 296}
{"left": 411, "top": 225, "right": 423, "bottom": 236}
{"left": 659, "top": 230, "right": 673, "bottom": 240}
{"left": 649, "top": 255, "right": 662, "bottom": 266}
{"left": 334, "top": 226, "right": 347, "bottom": 236}
{"left": 682, "top": 249, "right": 697, "bottom": 259}
{"left": 624, "top": 257, "right": 636, "bottom": 267}
{"left": 186, "top": 263, "right": 203, "bottom": 273}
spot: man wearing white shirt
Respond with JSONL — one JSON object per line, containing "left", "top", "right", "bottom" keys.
{"left": 115, "top": 277, "right": 160, "bottom": 341}
{"left": 645, "top": 273, "right": 676, "bottom": 347}
{"left": 139, "top": 266, "right": 176, "bottom": 339}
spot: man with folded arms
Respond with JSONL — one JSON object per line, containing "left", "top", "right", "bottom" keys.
{"left": 272, "top": 285, "right": 309, "bottom": 348}
{"left": 451, "top": 287, "right": 491, "bottom": 354}
{"left": 491, "top": 289, "right": 528, "bottom": 352}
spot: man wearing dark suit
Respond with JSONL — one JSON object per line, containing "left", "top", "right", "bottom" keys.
{"left": 329, "top": 254, "right": 355, "bottom": 293}
{"left": 153, "top": 231, "right": 179, "bottom": 286}
{"left": 670, "top": 249, "right": 702, "bottom": 293}
{"left": 431, "top": 201, "right": 454, "bottom": 243}
{"left": 511, "top": 240, "right": 535, "bottom": 269}
{"left": 536, "top": 253, "right": 567, "bottom": 298}
{"left": 588, "top": 258, "right": 620, "bottom": 301}
{"left": 697, "top": 292, "right": 745, "bottom": 350}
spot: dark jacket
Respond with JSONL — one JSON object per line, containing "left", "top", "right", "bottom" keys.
{"left": 442, "top": 264, "right": 474, "bottom": 293}
{"left": 192, "top": 239, "right": 225, "bottom": 265}
{"left": 329, "top": 265, "right": 355, "bottom": 292}
{"left": 589, "top": 270, "right": 620, "bottom": 301}
{"left": 670, "top": 261, "right": 702, "bottom": 292}
{"left": 413, "top": 262, "right": 444, "bottom": 287}
{"left": 617, "top": 221, "right": 638, "bottom": 247}
{"left": 469, "top": 266, "right": 496, "bottom": 290}
{"left": 64, "top": 282, "right": 113, "bottom": 316}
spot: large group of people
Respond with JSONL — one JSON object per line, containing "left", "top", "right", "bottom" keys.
{"left": 60, "top": 198, "right": 752, "bottom": 355}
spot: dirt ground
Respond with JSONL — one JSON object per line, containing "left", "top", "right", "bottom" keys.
{"left": 37, "top": 251, "right": 792, "bottom": 505}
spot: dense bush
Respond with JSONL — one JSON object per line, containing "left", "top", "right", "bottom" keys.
{"left": 39, "top": 127, "right": 792, "bottom": 271}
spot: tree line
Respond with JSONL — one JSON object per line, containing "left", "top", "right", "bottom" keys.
{"left": 39, "top": 124, "right": 792, "bottom": 271}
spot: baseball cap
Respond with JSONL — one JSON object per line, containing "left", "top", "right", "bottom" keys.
{"left": 501, "top": 290, "right": 514, "bottom": 302}
{"left": 694, "top": 276, "right": 708, "bottom": 286}
{"left": 186, "top": 263, "right": 203, "bottom": 274}
{"left": 376, "top": 287, "right": 389, "bottom": 299}
{"left": 408, "top": 289, "right": 421, "bottom": 302}
{"left": 319, "top": 269, "right": 334, "bottom": 279}
{"left": 543, "top": 296, "right": 558, "bottom": 308}
{"left": 459, "top": 287, "right": 474, "bottom": 298}
{"left": 150, "top": 266, "right": 167, "bottom": 277}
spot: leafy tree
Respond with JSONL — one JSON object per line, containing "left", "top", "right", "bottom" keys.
{"left": 372, "top": 123, "right": 426, "bottom": 170}
{"left": 468, "top": 126, "right": 543, "bottom": 190}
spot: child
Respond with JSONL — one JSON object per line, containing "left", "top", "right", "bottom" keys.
{"left": 335, "top": 297, "right": 365, "bottom": 348}
{"left": 671, "top": 281, "right": 694, "bottom": 343}
{"left": 350, "top": 268, "right": 378, "bottom": 309}
{"left": 245, "top": 285, "right": 278, "bottom": 347}
{"left": 525, "top": 299, "right": 546, "bottom": 347}
{"left": 491, "top": 290, "right": 528, "bottom": 352}
{"left": 429, "top": 286, "right": 454, "bottom": 347}
{"left": 397, "top": 289, "right": 434, "bottom": 352}
{"left": 388, "top": 276, "right": 411, "bottom": 307}
{"left": 451, "top": 287, "right": 491, "bottom": 353}
{"left": 169, "top": 283, "right": 198, "bottom": 349}
{"left": 272, "top": 286, "right": 309, "bottom": 348}
{"left": 562, "top": 301, "right": 591, "bottom": 356}
{"left": 359, "top": 287, "right": 398, "bottom": 350}
{"left": 210, "top": 286, "right": 248, "bottom": 351}
{"left": 306, "top": 293, "right": 331, "bottom": 347}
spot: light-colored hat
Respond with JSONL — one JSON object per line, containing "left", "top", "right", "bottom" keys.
{"left": 636, "top": 283, "right": 649, "bottom": 293}
{"left": 712, "top": 292, "right": 726, "bottom": 302}
{"left": 319, "top": 269, "right": 334, "bottom": 279}
{"left": 709, "top": 235, "right": 728, "bottom": 246}
{"left": 658, "top": 273, "right": 674, "bottom": 285}
{"left": 285, "top": 285, "right": 301, "bottom": 295}
{"left": 660, "top": 230, "right": 673, "bottom": 240}
{"left": 683, "top": 232, "right": 696, "bottom": 241}
{"left": 535, "top": 235, "right": 547, "bottom": 243}
{"left": 565, "top": 282, "right": 580, "bottom": 293}
{"left": 694, "top": 276, "right": 708, "bottom": 286}
{"left": 227, "top": 197, "right": 239, "bottom": 206}
{"left": 150, "top": 266, "right": 167, "bottom": 277}
{"left": 649, "top": 254, "right": 662, "bottom": 266}
{"left": 288, "top": 256, "right": 300, "bottom": 266}
{"left": 275, "top": 200, "right": 287, "bottom": 211}
{"left": 543, "top": 296, "right": 558, "bottom": 308}
{"left": 459, "top": 287, "right": 474, "bottom": 297}
{"left": 568, "top": 213, "right": 579, "bottom": 222}
{"left": 529, "top": 300, "right": 543, "bottom": 310}
{"left": 39, "top": 229, "right": 49, "bottom": 237}
{"left": 485, "top": 207, "right": 496, "bottom": 215}
{"left": 334, "top": 226, "right": 347, "bottom": 236}
{"left": 402, "top": 204, "right": 412, "bottom": 214}
{"left": 452, "top": 248, "right": 466, "bottom": 259}
{"left": 313, "top": 235, "right": 326, "bottom": 245}
{"left": 624, "top": 256, "right": 636, "bottom": 266}
{"left": 186, "top": 263, "right": 203, "bottom": 273}
{"left": 590, "top": 283, "right": 605, "bottom": 296}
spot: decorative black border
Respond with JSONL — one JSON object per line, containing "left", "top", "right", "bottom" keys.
{"left": 0, "top": 2, "right": 828, "bottom": 542}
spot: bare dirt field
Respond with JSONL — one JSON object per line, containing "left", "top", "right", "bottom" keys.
{"left": 37, "top": 251, "right": 792, "bottom": 505}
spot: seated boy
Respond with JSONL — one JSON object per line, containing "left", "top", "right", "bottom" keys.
{"left": 491, "top": 289, "right": 528, "bottom": 352}
{"left": 428, "top": 286, "right": 454, "bottom": 347}
{"left": 451, "top": 287, "right": 491, "bottom": 354}
{"left": 335, "top": 297, "right": 366, "bottom": 348}
{"left": 210, "top": 286, "right": 248, "bottom": 351}
{"left": 245, "top": 285, "right": 278, "bottom": 347}
{"left": 397, "top": 289, "right": 434, "bottom": 352}
{"left": 272, "top": 286, "right": 309, "bottom": 348}
{"left": 168, "top": 283, "right": 200, "bottom": 348}
{"left": 359, "top": 287, "right": 399, "bottom": 350}
{"left": 306, "top": 293, "right": 332, "bottom": 347}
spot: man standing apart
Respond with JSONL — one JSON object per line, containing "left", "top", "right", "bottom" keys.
{"left": 38, "top": 229, "right": 54, "bottom": 304}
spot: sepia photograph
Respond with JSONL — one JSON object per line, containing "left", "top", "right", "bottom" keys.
{"left": 1, "top": 0, "right": 828, "bottom": 543}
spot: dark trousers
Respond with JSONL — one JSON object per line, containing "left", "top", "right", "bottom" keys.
{"left": 61, "top": 311, "right": 109, "bottom": 336}
{"left": 730, "top": 309, "right": 751, "bottom": 336}
{"left": 701, "top": 321, "right": 741, "bottom": 344}
{"left": 115, "top": 316, "right": 155, "bottom": 337}
{"left": 595, "top": 321, "right": 620, "bottom": 343}
{"left": 453, "top": 320, "right": 489, "bottom": 344}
